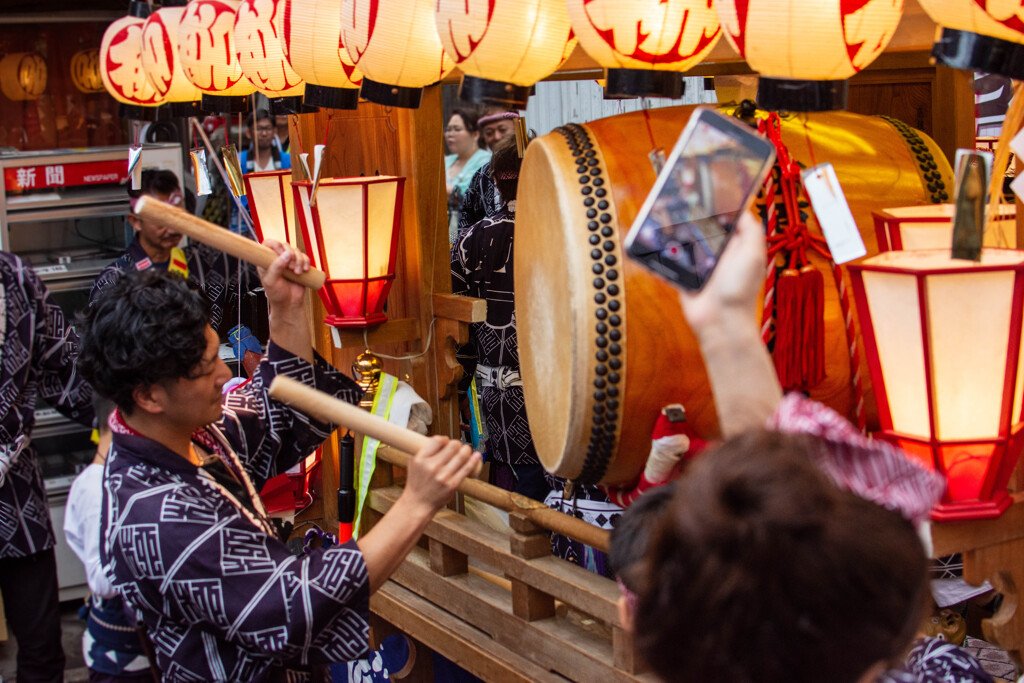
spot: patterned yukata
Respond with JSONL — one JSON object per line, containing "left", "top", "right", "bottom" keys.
{"left": 451, "top": 206, "right": 540, "bottom": 475}
{"left": 879, "top": 638, "right": 994, "bottom": 682}
{"left": 0, "top": 251, "right": 94, "bottom": 552}
{"left": 101, "top": 344, "right": 368, "bottom": 682}
{"left": 0, "top": 250, "right": 94, "bottom": 681}
{"left": 455, "top": 164, "right": 503, "bottom": 241}
{"left": 90, "top": 238, "right": 255, "bottom": 333}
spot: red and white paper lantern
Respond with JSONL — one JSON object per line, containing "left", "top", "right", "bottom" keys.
{"left": 235, "top": 0, "right": 305, "bottom": 103}
{"left": 716, "top": 0, "right": 903, "bottom": 110}
{"left": 340, "top": 0, "right": 455, "bottom": 108}
{"left": 566, "top": 0, "right": 721, "bottom": 98}
{"left": 918, "top": 0, "right": 1024, "bottom": 78}
{"left": 101, "top": 14, "right": 166, "bottom": 118}
{"left": 436, "top": 0, "right": 576, "bottom": 107}
{"left": 282, "top": 0, "right": 363, "bottom": 109}
{"left": 141, "top": 5, "right": 203, "bottom": 115}
{"left": 178, "top": 0, "right": 256, "bottom": 112}
{"left": 71, "top": 49, "right": 104, "bottom": 94}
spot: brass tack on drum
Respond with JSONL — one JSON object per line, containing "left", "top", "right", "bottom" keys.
{"left": 593, "top": 264, "right": 604, "bottom": 274}
{"left": 601, "top": 227, "right": 613, "bottom": 237}
{"left": 596, "top": 349, "right": 608, "bottom": 361}
{"left": 578, "top": 176, "right": 589, "bottom": 184}
{"left": 605, "top": 255, "right": 616, "bottom": 266}
{"left": 593, "top": 277, "right": 605, "bottom": 288}
{"left": 608, "top": 299, "right": 620, "bottom": 311}
{"left": 581, "top": 186, "right": 592, "bottom": 195}
{"left": 596, "top": 322, "right": 608, "bottom": 334}
{"left": 577, "top": 166, "right": 587, "bottom": 174}
{"left": 610, "top": 358, "right": 621, "bottom": 370}
{"left": 595, "top": 293, "right": 606, "bottom": 304}
{"left": 603, "top": 241, "right": 614, "bottom": 251}
{"left": 593, "top": 178, "right": 605, "bottom": 186}
{"left": 596, "top": 188, "right": 607, "bottom": 197}
{"left": 587, "top": 209, "right": 598, "bottom": 218}
{"left": 607, "top": 399, "right": 619, "bottom": 410}
{"left": 604, "top": 423, "right": 616, "bottom": 432}
{"left": 594, "top": 415, "right": 605, "bottom": 425}
{"left": 596, "top": 336, "right": 608, "bottom": 348}
{"left": 584, "top": 197, "right": 595, "bottom": 207}
{"left": 609, "top": 315, "right": 621, "bottom": 326}
{"left": 607, "top": 269, "right": 619, "bottom": 280}
{"left": 594, "top": 390, "right": 606, "bottom": 401}
{"left": 607, "top": 386, "right": 619, "bottom": 397}
{"left": 589, "top": 168, "right": 601, "bottom": 176}
{"left": 594, "top": 377, "right": 607, "bottom": 388}
{"left": 589, "top": 235, "right": 600, "bottom": 245}
{"left": 607, "top": 284, "right": 619, "bottom": 295}
{"left": 591, "top": 249, "right": 602, "bottom": 260}
{"left": 600, "top": 213, "right": 612, "bottom": 223}
{"left": 594, "top": 404, "right": 605, "bottom": 414}
{"left": 585, "top": 150, "right": 595, "bottom": 158}
{"left": 609, "top": 343, "right": 621, "bottom": 355}
{"left": 595, "top": 308, "right": 608, "bottom": 320}
{"left": 608, "top": 372, "right": 620, "bottom": 383}
{"left": 595, "top": 365, "right": 607, "bottom": 375}
{"left": 598, "top": 200, "right": 609, "bottom": 210}
{"left": 588, "top": 221, "right": 599, "bottom": 230}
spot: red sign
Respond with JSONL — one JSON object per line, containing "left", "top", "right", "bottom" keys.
{"left": 4, "top": 159, "right": 128, "bottom": 193}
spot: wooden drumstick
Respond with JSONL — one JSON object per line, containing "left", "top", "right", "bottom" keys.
{"left": 269, "top": 375, "right": 483, "bottom": 476}
{"left": 133, "top": 195, "right": 327, "bottom": 290}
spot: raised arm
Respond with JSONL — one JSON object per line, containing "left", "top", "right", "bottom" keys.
{"left": 259, "top": 239, "right": 314, "bottom": 364}
{"left": 678, "top": 212, "right": 782, "bottom": 438}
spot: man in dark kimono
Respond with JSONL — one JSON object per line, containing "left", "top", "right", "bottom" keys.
{"left": 0, "top": 250, "right": 94, "bottom": 682}
{"left": 451, "top": 137, "right": 549, "bottom": 502}
{"left": 90, "top": 169, "right": 256, "bottom": 334}
{"left": 79, "top": 243, "right": 478, "bottom": 682}
{"left": 455, "top": 109, "right": 520, "bottom": 239}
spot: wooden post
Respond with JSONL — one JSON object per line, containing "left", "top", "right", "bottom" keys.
{"left": 508, "top": 511, "right": 556, "bottom": 622}
{"left": 429, "top": 537, "right": 468, "bottom": 577}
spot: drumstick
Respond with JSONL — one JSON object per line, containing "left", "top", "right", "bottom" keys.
{"left": 268, "top": 376, "right": 611, "bottom": 552}
{"left": 133, "top": 195, "right": 327, "bottom": 290}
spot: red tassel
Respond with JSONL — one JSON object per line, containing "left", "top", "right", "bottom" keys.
{"left": 773, "top": 269, "right": 802, "bottom": 390}
{"left": 800, "top": 266, "right": 825, "bottom": 388}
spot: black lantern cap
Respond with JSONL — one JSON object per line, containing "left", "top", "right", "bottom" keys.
{"left": 602, "top": 68, "right": 685, "bottom": 99}
{"left": 118, "top": 103, "right": 161, "bottom": 121}
{"left": 126, "top": 0, "right": 151, "bottom": 18}
{"left": 268, "top": 95, "right": 317, "bottom": 116}
{"left": 756, "top": 77, "right": 848, "bottom": 112}
{"left": 200, "top": 94, "right": 251, "bottom": 115}
{"left": 932, "top": 27, "right": 1024, "bottom": 80}
{"left": 459, "top": 75, "right": 531, "bottom": 108}
{"left": 165, "top": 100, "right": 202, "bottom": 118}
{"left": 359, "top": 79, "right": 422, "bottom": 108}
{"left": 303, "top": 84, "right": 359, "bottom": 110}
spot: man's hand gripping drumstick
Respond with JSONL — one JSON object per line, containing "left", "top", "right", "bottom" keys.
{"left": 270, "top": 376, "right": 481, "bottom": 593}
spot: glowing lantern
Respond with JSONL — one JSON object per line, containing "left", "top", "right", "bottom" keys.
{"left": 340, "top": 0, "right": 455, "bottom": 108}
{"left": 141, "top": 1, "right": 203, "bottom": 117}
{"left": 178, "top": 0, "right": 256, "bottom": 113}
{"left": 436, "top": 0, "right": 576, "bottom": 108}
{"left": 293, "top": 176, "right": 405, "bottom": 327}
{"left": 0, "top": 53, "right": 47, "bottom": 101}
{"left": 716, "top": 0, "right": 904, "bottom": 111}
{"left": 71, "top": 49, "right": 104, "bottom": 94}
{"left": 100, "top": 4, "right": 167, "bottom": 120}
{"left": 850, "top": 249, "right": 1024, "bottom": 520}
{"left": 242, "top": 170, "right": 297, "bottom": 246}
{"left": 566, "top": 0, "right": 720, "bottom": 99}
{"left": 919, "top": 0, "right": 1024, "bottom": 78}
{"left": 282, "top": 0, "right": 363, "bottom": 110}
{"left": 235, "top": 0, "right": 308, "bottom": 114}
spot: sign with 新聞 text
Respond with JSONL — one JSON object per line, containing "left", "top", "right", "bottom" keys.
{"left": 4, "top": 159, "right": 128, "bottom": 192}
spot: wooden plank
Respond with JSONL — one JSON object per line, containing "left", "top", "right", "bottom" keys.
{"left": 433, "top": 293, "right": 486, "bottom": 324}
{"left": 330, "top": 317, "right": 421, "bottom": 350}
{"left": 932, "top": 493, "right": 1024, "bottom": 557}
{"left": 371, "top": 487, "right": 621, "bottom": 625}
{"left": 372, "top": 581, "right": 566, "bottom": 683}
{"left": 391, "top": 547, "right": 652, "bottom": 682}
{"left": 429, "top": 537, "right": 468, "bottom": 577}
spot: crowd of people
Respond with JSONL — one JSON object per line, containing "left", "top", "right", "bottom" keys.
{"left": 0, "top": 103, "right": 1007, "bottom": 683}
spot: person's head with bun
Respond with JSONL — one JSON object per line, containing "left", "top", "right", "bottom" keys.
{"left": 635, "top": 429, "right": 928, "bottom": 683}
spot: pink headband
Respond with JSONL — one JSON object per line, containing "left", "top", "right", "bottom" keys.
{"left": 478, "top": 111, "right": 520, "bottom": 127}
{"left": 129, "top": 189, "right": 182, "bottom": 214}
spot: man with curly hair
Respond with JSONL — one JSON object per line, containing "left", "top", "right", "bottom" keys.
{"left": 79, "top": 243, "right": 479, "bottom": 682}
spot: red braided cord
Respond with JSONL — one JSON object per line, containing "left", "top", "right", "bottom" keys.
{"left": 761, "top": 169, "right": 778, "bottom": 345}
{"left": 830, "top": 261, "right": 867, "bottom": 432}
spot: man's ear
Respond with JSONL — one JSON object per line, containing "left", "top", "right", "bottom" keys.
{"left": 132, "top": 384, "right": 167, "bottom": 416}
{"left": 127, "top": 215, "right": 142, "bottom": 233}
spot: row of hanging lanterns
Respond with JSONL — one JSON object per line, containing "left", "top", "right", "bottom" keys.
{"left": 96, "top": 0, "right": 1024, "bottom": 115}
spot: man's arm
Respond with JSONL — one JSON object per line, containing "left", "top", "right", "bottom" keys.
{"left": 678, "top": 212, "right": 782, "bottom": 438}
{"left": 260, "top": 239, "right": 314, "bottom": 363}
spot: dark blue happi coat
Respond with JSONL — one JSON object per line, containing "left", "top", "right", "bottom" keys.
{"left": 0, "top": 251, "right": 93, "bottom": 558}
{"left": 101, "top": 344, "right": 368, "bottom": 682}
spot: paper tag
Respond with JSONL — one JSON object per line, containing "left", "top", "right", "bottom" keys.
{"left": 801, "top": 163, "right": 866, "bottom": 264}
{"left": 190, "top": 149, "right": 212, "bottom": 196}
{"left": 221, "top": 145, "right": 245, "bottom": 198}
{"left": 128, "top": 145, "right": 143, "bottom": 190}
{"left": 298, "top": 153, "right": 311, "bottom": 181}
{"left": 310, "top": 144, "right": 326, "bottom": 207}
{"left": 1011, "top": 173, "right": 1024, "bottom": 203}
{"left": 648, "top": 147, "right": 667, "bottom": 174}
{"left": 330, "top": 326, "right": 342, "bottom": 349}
{"left": 1010, "top": 127, "right": 1024, "bottom": 160}
{"left": 951, "top": 149, "right": 990, "bottom": 262}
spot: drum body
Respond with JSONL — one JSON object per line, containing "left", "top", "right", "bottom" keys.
{"left": 515, "top": 105, "right": 952, "bottom": 485}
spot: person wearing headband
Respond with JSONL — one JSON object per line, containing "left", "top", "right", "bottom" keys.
{"left": 90, "top": 169, "right": 257, "bottom": 334}
{"left": 456, "top": 107, "right": 521, "bottom": 240}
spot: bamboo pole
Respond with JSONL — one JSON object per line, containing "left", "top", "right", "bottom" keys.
{"left": 269, "top": 376, "right": 611, "bottom": 553}
{"left": 133, "top": 195, "right": 327, "bottom": 290}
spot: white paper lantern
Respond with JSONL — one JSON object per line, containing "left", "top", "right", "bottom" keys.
{"left": 566, "top": 0, "right": 721, "bottom": 98}
{"left": 178, "top": 0, "right": 256, "bottom": 112}
{"left": 436, "top": 0, "right": 576, "bottom": 107}
{"left": 235, "top": 0, "right": 305, "bottom": 100}
{"left": 282, "top": 0, "right": 362, "bottom": 109}
{"left": 918, "top": 0, "right": 1024, "bottom": 78}
{"left": 716, "top": 0, "right": 903, "bottom": 110}
{"left": 141, "top": 5, "right": 203, "bottom": 114}
{"left": 340, "top": 0, "right": 455, "bottom": 108}
{"left": 100, "top": 12, "right": 166, "bottom": 118}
